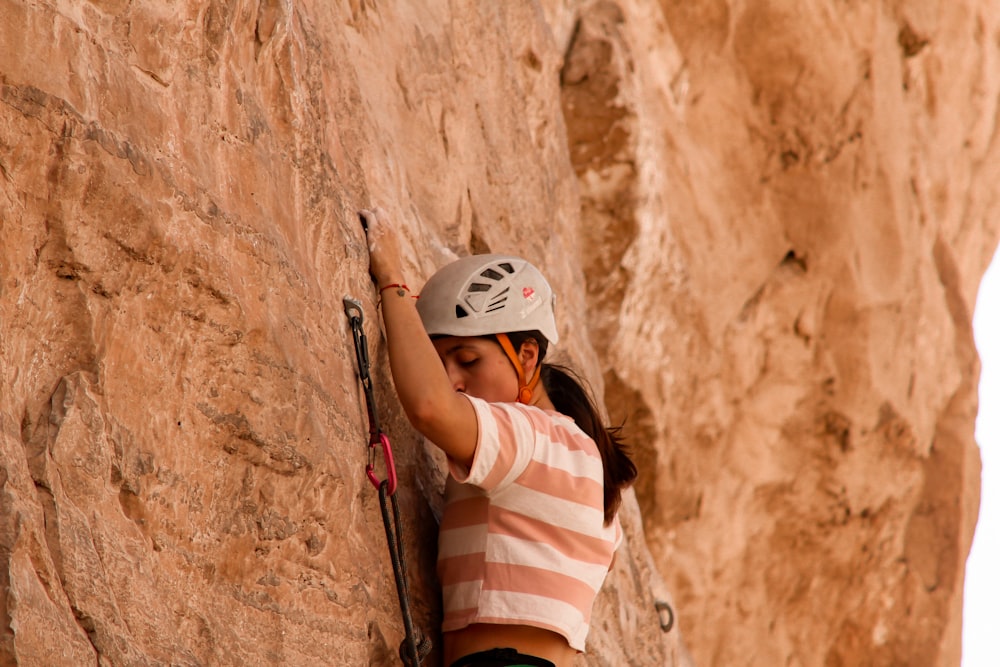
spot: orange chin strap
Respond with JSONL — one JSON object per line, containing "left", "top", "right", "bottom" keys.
{"left": 496, "top": 333, "right": 540, "bottom": 404}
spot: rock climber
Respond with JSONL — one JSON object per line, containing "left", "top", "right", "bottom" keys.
{"left": 361, "top": 208, "right": 637, "bottom": 667}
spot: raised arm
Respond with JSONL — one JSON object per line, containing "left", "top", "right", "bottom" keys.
{"left": 361, "top": 208, "right": 478, "bottom": 467}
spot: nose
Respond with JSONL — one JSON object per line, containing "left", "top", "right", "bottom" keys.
{"left": 445, "top": 363, "right": 465, "bottom": 393}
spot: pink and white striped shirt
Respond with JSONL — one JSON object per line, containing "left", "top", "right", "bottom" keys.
{"left": 437, "top": 394, "right": 622, "bottom": 652}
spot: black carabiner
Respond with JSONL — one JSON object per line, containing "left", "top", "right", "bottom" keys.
{"left": 344, "top": 296, "right": 396, "bottom": 495}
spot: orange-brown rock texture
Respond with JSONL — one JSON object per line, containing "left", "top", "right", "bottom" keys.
{"left": 1, "top": 1, "right": 998, "bottom": 666}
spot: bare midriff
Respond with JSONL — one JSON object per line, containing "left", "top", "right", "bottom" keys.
{"left": 444, "top": 623, "right": 577, "bottom": 667}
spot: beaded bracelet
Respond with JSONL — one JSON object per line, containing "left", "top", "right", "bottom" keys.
{"left": 379, "top": 283, "right": 410, "bottom": 298}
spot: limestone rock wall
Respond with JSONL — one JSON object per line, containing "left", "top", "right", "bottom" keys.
{"left": 1, "top": 1, "right": 997, "bottom": 666}
{"left": 556, "top": 1, "right": 999, "bottom": 666}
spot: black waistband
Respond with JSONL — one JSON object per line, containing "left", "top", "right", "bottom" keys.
{"left": 448, "top": 647, "right": 556, "bottom": 667}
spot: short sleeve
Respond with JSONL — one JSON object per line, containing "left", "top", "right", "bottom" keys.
{"left": 447, "top": 394, "right": 538, "bottom": 492}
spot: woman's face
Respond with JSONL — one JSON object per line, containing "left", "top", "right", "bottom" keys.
{"left": 431, "top": 336, "right": 519, "bottom": 403}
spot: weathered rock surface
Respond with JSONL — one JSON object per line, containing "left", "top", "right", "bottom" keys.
{"left": 1, "top": 1, "right": 996, "bottom": 666}
{"left": 559, "top": 2, "right": 999, "bottom": 665}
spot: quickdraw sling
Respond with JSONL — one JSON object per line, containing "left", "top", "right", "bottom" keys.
{"left": 344, "top": 297, "right": 431, "bottom": 666}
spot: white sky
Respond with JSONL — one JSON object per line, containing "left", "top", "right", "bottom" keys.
{"left": 964, "top": 248, "right": 1000, "bottom": 666}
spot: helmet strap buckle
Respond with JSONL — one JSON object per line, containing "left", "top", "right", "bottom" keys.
{"left": 496, "top": 333, "right": 541, "bottom": 405}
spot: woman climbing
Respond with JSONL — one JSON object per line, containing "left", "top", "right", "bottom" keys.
{"left": 361, "top": 208, "right": 637, "bottom": 667}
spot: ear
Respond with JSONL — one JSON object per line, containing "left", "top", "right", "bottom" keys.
{"left": 517, "top": 338, "right": 541, "bottom": 378}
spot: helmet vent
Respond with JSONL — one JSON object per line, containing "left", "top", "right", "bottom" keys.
{"left": 468, "top": 282, "right": 491, "bottom": 293}
{"left": 485, "top": 287, "right": 510, "bottom": 312}
{"left": 455, "top": 305, "right": 469, "bottom": 318}
{"left": 481, "top": 268, "right": 504, "bottom": 280}
{"left": 498, "top": 262, "right": 515, "bottom": 273}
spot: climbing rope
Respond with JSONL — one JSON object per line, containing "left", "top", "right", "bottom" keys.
{"left": 344, "top": 297, "right": 432, "bottom": 666}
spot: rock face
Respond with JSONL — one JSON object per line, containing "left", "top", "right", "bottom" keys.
{"left": 0, "top": 1, "right": 996, "bottom": 666}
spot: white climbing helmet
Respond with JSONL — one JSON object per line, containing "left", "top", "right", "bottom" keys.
{"left": 416, "top": 254, "right": 559, "bottom": 345}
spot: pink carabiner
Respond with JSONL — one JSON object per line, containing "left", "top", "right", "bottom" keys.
{"left": 366, "top": 432, "right": 398, "bottom": 495}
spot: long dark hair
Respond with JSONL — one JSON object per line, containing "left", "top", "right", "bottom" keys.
{"left": 505, "top": 332, "right": 637, "bottom": 525}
